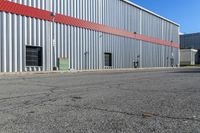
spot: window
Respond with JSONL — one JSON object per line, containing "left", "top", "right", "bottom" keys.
{"left": 104, "top": 53, "right": 112, "bottom": 67}
{"left": 26, "top": 46, "right": 42, "bottom": 66}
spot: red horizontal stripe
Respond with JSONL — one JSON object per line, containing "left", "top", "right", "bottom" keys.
{"left": 0, "top": 0, "right": 179, "bottom": 48}
{"left": 0, "top": 0, "right": 53, "bottom": 21}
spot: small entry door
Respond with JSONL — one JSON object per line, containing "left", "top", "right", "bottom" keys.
{"left": 104, "top": 53, "right": 112, "bottom": 67}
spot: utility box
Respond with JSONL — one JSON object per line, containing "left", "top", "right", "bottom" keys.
{"left": 58, "top": 58, "right": 69, "bottom": 71}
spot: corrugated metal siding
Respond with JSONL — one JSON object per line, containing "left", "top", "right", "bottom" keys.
{"left": 0, "top": 0, "right": 180, "bottom": 72}
{"left": 180, "top": 33, "right": 200, "bottom": 50}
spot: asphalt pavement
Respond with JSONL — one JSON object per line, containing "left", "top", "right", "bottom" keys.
{"left": 0, "top": 68, "right": 200, "bottom": 133}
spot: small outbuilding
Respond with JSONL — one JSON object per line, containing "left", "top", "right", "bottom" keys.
{"left": 180, "top": 49, "right": 198, "bottom": 66}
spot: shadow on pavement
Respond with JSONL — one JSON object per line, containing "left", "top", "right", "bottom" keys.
{"left": 171, "top": 68, "right": 200, "bottom": 73}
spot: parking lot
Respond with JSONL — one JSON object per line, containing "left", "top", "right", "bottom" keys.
{"left": 0, "top": 68, "right": 200, "bottom": 133}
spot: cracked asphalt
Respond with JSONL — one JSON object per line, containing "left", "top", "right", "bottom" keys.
{"left": 0, "top": 68, "right": 200, "bottom": 133}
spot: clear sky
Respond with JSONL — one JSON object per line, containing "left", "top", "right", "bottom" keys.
{"left": 130, "top": 0, "right": 200, "bottom": 34}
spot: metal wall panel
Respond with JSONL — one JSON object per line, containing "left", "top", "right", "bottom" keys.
{"left": 180, "top": 33, "right": 200, "bottom": 50}
{"left": 1, "top": 0, "right": 180, "bottom": 72}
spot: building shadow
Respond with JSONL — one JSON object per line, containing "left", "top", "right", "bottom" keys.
{"left": 171, "top": 68, "right": 200, "bottom": 73}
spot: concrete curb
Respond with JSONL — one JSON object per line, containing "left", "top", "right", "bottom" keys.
{"left": 0, "top": 67, "right": 199, "bottom": 77}
{"left": 70, "top": 66, "right": 200, "bottom": 73}
{"left": 0, "top": 67, "right": 190, "bottom": 76}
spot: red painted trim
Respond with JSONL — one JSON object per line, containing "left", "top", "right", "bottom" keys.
{"left": 0, "top": 0, "right": 179, "bottom": 48}
{"left": 0, "top": 0, "right": 53, "bottom": 21}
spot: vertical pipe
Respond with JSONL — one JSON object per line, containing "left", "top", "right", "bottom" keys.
{"left": 0, "top": 12, "right": 2, "bottom": 72}
{"left": 13, "top": 14, "right": 17, "bottom": 72}
{"left": 139, "top": 10, "right": 142, "bottom": 68}
{"left": 8, "top": 14, "right": 12, "bottom": 72}
{"left": 2, "top": 13, "right": 7, "bottom": 72}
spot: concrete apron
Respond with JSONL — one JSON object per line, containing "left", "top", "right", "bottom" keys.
{"left": 0, "top": 67, "right": 189, "bottom": 77}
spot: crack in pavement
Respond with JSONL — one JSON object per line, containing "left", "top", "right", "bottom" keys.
{"left": 0, "top": 92, "right": 50, "bottom": 102}
{"left": 61, "top": 104, "right": 200, "bottom": 123}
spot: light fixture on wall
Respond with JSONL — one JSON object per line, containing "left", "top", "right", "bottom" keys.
{"left": 51, "top": 12, "right": 56, "bottom": 17}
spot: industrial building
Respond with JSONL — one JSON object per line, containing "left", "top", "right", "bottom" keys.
{"left": 0, "top": 0, "right": 180, "bottom": 72}
{"left": 180, "top": 33, "right": 200, "bottom": 64}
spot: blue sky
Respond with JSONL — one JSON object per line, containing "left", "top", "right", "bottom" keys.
{"left": 130, "top": 0, "right": 200, "bottom": 34}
